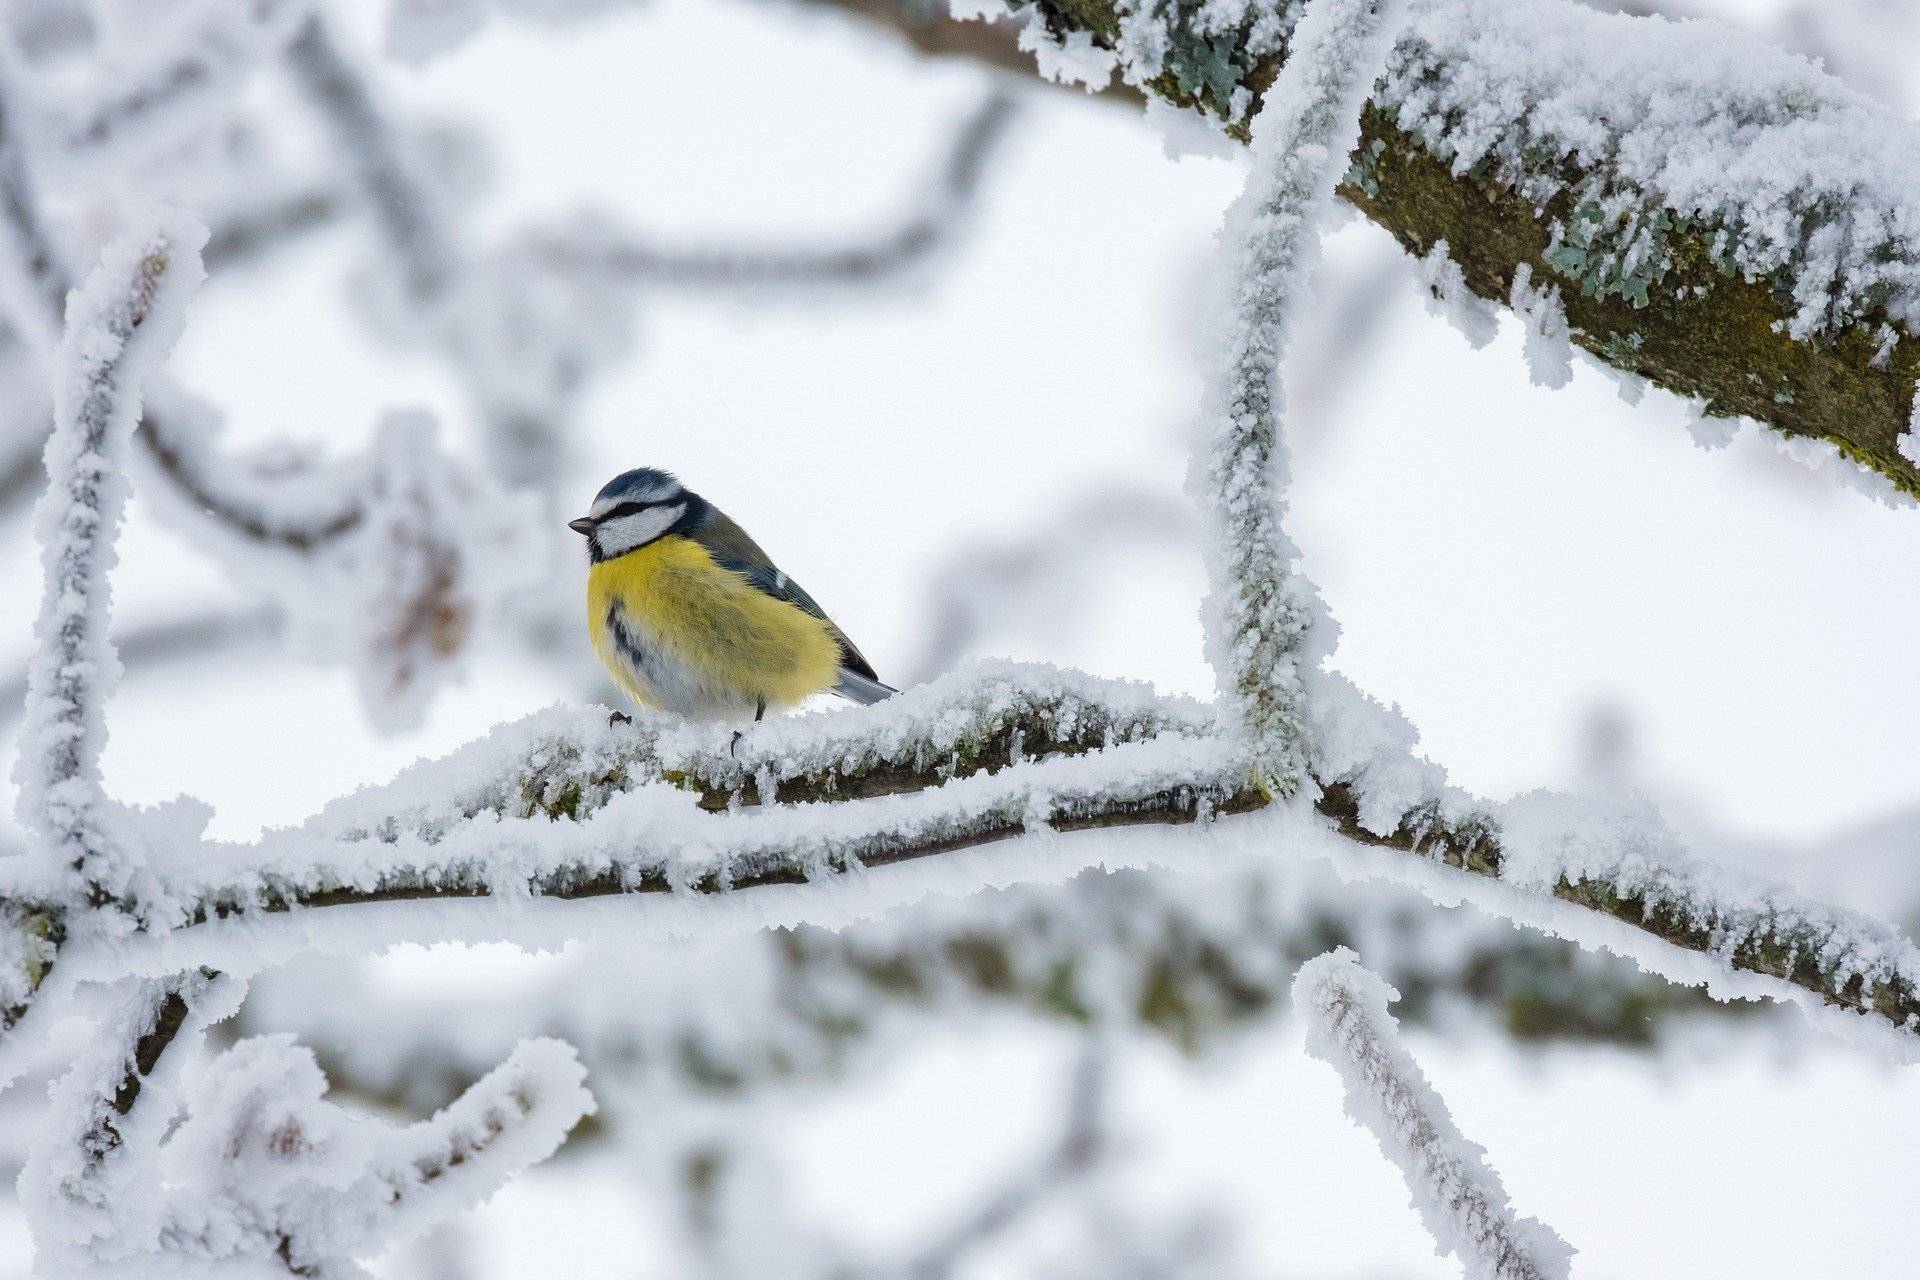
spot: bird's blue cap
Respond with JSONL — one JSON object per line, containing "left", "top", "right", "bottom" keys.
{"left": 592, "top": 467, "right": 684, "bottom": 508}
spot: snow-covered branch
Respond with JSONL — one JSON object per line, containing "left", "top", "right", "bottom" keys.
{"left": 16, "top": 213, "right": 205, "bottom": 916}
{"left": 0, "top": 662, "right": 1899, "bottom": 1056}
{"left": 809, "top": 0, "right": 1920, "bottom": 497}
{"left": 21, "top": 969, "right": 595, "bottom": 1275}
{"left": 19, "top": 969, "right": 231, "bottom": 1266}
{"left": 1191, "top": 0, "right": 1404, "bottom": 792}
{"left": 1294, "top": 949, "right": 1573, "bottom": 1280}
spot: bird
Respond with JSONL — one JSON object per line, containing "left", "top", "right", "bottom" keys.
{"left": 568, "top": 467, "right": 896, "bottom": 724}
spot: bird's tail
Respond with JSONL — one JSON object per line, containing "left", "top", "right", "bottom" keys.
{"left": 834, "top": 668, "right": 898, "bottom": 705}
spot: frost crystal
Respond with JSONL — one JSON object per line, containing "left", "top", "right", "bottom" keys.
{"left": 1380, "top": 0, "right": 1920, "bottom": 340}
{"left": 1507, "top": 264, "right": 1571, "bottom": 390}
{"left": 1017, "top": 15, "right": 1119, "bottom": 92}
{"left": 1295, "top": 949, "right": 1574, "bottom": 1280}
{"left": 1190, "top": 0, "right": 1408, "bottom": 791}
{"left": 1414, "top": 239, "right": 1497, "bottom": 350}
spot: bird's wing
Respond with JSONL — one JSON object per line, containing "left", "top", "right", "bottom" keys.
{"left": 689, "top": 511, "right": 885, "bottom": 683}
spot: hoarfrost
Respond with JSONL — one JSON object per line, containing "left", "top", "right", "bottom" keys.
{"left": 1017, "top": 16, "right": 1118, "bottom": 92}
{"left": 15, "top": 212, "right": 205, "bottom": 916}
{"left": 1295, "top": 948, "right": 1574, "bottom": 1280}
{"left": 1190, "top": 0, "right": 1408, "bottom": 791}
{"left": 1414, "top": 240, "right": 1497, "bottom": 350}
{"left": 1507, "top": 263, "right": 1571, "bottom": 390}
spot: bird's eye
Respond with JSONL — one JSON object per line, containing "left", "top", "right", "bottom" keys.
{"left": 598, "top": 500, "right": 650, "bottom": 521}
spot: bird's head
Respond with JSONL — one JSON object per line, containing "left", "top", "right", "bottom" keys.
{"left": 568, "top": 468, "right": 696, "bottom": 561}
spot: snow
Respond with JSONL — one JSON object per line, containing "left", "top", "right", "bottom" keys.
{"left": 19, "top": 970, "right": 241, "bottom": 1268}
{"left": 14, "top": 211, "right": 205, "bottom": 916}
{"left": 1294, "top": 948, "right": 1574, "bottom": 1280}
{"left": 128, "top": 387, "right": 546, "bottom": 735}
{"left": 1498, "top": 787, "right": 1920, "bottom": 1031}
{"left": 1188, "top": 0, "right": 1407, "bottom": 792}
{"left": 3, "top": 0, "right": 1920, "bottom": 1271}
{"left": 156, "top": 1034, "right": 593, "bottom": 1272}
{"left": 346, "top": 409, "right": 543, "bottom": 734}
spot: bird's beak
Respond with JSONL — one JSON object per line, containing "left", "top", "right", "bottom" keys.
{"left": 567, "top": 517, "right": 596, "bottom": 536}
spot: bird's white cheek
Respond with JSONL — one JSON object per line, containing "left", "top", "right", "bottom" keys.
{"left": 595, "top": 504, "right": 683, "bottom": 556}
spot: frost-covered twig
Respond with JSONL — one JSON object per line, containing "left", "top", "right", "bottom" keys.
{"left": 1294, "top": 949, "right": 1573, "bottom": 1280}
{"left": 0, "top": 98, "right": 67, "bottom": 360}
{"left": 201, "top": 183, "right": 345, "bottom": 272}
{"left": 901, "top": 483, "right": 1192, "bottom": 684}
{"left": 1191, "top": 0, "right": 1406, "bottom": 791}
{"left": 528, "top": 90, "right": 1019, "bottom": 290}
{"left": 21, "top": 965, "right": 594, "bottom": 1274}
{"left": 19, "top": 969, "right": 230, "bottom": 1264}
{"left": 154, "top": 1035, "right": 595, "bottom": 1273}
{"left": 286, "top": 16, "right": 565, "bottom": 491}
{"left": 0, "top": 64, "right": 370, "bottom": 557}
{"left": 16, "top": 214, "right": 206, "bottom": 915}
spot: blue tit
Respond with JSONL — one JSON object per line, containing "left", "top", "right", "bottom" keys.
{"left": 568, "top": 467, "right": 896, "bottom": 722}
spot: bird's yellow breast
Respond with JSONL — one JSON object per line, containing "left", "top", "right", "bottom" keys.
{"left": 586, "top": 535, "right": 842, "bottom": 715}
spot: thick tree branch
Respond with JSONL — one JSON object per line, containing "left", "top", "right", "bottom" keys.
{"left": 797, "top": 0, "right": 1920, "bottom": 495}
{"left": 21, "top": 668, "right": 1901, "bottom": 1050}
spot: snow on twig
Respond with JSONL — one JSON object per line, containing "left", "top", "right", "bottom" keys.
{"left": 19, "top": 969, "right": 237, "bottom": 1265}
{"left": 1294, "top": 949, "right": 1573, "bottom": 1280}
{"left": 1190, "top": 0, "right": 1409, "bottom": 793}
{"left": 15, "top": 212, "right": 206, "bottom": 915}
{"left": 21, "top": 967, "right": 593, "bottom": 1273}
{"left": 156, "top": 1035, "right": 594, "bottom": 1272}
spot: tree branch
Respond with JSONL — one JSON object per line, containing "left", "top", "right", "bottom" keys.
{"left": 1295, "top": 949, "right": 1573, "bottom": 1280}
{"left": 797, "top": 0, "right": 1920, "bottom": 495}
{"left": 18, "top": 216, "right": 206, "bottom": 914}
{"left": 17, "top": 666, "right": 1898, "bottom": 1051}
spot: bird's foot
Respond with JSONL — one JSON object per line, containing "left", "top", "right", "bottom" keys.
{"left": 608, "top": 710, "right": 632, "bottom": 728}
{"left": 729, "top": 729, "right": 743, "bottom": 758}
